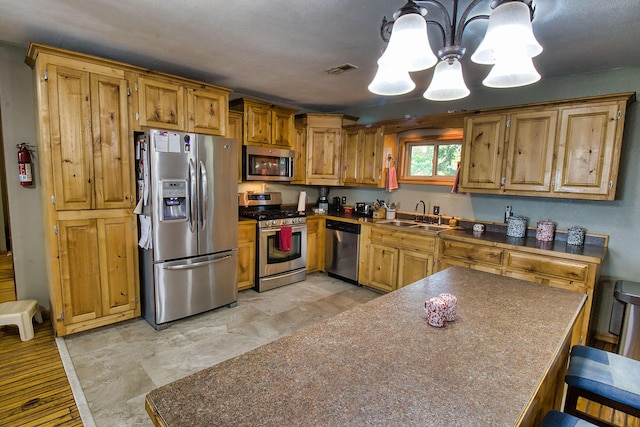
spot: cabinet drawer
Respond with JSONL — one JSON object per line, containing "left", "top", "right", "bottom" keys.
{"left": 441, "top": 240, "right": 504, "bottom": 266}
{"left": 238, "top": 223, "right": 256, "bottom": 242}
{"left": 506, "top": 252, "right": 588, "bottom": 283}
{"left": 371, "top": 228, "right": 436, "bottom": 253}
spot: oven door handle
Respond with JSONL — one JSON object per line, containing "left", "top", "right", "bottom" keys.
{"left": 260, "top": 226, "right": 306, "bottom": 234}
{"left": 163, "top": 254, "right": 233, "bottom": 270}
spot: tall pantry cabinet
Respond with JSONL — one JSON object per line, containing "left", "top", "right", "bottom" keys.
{"left": 27, "top": 44, "right": 139, "bottom": 336}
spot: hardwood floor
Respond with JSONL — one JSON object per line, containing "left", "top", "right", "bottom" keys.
{"left": 0, "top": 319, "right": 82, "bottom": 427}
{"left": 0, "top": 317, "right": 637, "bottom": 426}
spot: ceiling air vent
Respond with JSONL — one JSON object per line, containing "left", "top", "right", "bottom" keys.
{"left": 324, "top": 63, "right": 359, "bottom": 75}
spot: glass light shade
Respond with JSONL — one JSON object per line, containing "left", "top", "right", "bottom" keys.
{"left": 378, "top": 12, "right": 437, "bottom": 72}
{"left": 482, "top": 51, "right": 541, "bottom": 88}
{"left": 423, "top": 59, "right": 470, "bottom": 101}
{"left": 368, "top": 64, "right": 416, "bottom": 95}
{"left": 471, "top": 1, "right": 543, "bottom": 65}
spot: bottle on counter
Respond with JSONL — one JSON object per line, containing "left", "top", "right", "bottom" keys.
{"left": 504, "top": 206, "right": 512, "bottom": 223}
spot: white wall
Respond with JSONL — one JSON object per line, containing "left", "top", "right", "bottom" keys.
{"left": 0, "top": 42, "right": 48, "bottom": 308}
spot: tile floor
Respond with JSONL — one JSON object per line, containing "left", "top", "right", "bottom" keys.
{"left": 62, "top": 273, "right": 381, "bottom": 426}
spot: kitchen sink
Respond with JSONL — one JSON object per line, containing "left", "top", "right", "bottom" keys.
{"left": 412, "top": 224, "right": 449, "bottom": 232}
{"left": 381, "top": 220, "right": 417, "bottom": 227}
{"left": 379, "top": 220, "right": 449, "bottom": 232}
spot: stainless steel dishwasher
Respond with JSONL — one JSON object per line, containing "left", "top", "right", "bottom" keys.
{"left": 325, "top": 219, "right": 360, "bottom": 284}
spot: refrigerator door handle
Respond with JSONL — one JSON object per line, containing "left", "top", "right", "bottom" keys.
{"left": 163, "top": 254, "right": 233, "bottom": 270}
{"left": 199, "top": 160, "right": 208, "bottom": 231}
{"left": 188, "top": 158, "right": 197, "bottom": 233}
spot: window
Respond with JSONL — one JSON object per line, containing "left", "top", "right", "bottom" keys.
{"left": 398, "top": 129, "right": 462, "bottom": 185}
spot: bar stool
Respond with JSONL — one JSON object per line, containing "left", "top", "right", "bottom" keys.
{"left": 564, "top": 345, "right": 640, "bottom": 426}
{"left": 541, "top": 410, "right": 597, "bottom": 426}
{"left": 0, "top": 300, "right": 42, "bottom": 341}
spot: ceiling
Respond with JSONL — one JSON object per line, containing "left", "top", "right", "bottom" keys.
{"left": 1, "top": 0, "right": 639, "bottom": 113}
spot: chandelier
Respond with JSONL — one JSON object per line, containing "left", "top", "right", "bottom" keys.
{"left": 368, "top": 0, "right": 542, "bottom": 101}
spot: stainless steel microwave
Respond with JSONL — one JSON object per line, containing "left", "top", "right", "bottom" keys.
{"left": 243, "top": 145, "right": 295, "bottom": 182}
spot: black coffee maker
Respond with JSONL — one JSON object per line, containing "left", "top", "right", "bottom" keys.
{"left": 331, "top": 196, "right": 341, "bottom": 213}
{"left": 318, "top": 186, "right": 329, "bottom": 211}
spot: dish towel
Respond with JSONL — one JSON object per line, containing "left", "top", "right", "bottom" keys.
{"left": 451, "top": 162, "right": 461, "bottom": 194}
{"left": 386, "top": 166, "right": 399, "bottom": 192}
{"left": 278, "top": 226, "right": 292, "bottom": 252}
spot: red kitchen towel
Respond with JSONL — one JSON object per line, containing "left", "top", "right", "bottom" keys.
{"left": 278, "top": 226, "right": 292, "bottom": 252}
{"left": 386, "top": 166, "right": 399, "bottom": 192}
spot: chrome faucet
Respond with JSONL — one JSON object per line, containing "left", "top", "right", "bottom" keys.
{"left": 415, "top": 200, "right": 426, "bottom": 221}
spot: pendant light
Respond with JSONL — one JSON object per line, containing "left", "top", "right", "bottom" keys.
{"left": 423, "top": 58, "right": 470, "bottom": 101}
{"left": 368, "top": 0, "right": 543, "bottom": 101}
{"left": 368, "top": 64, "right": 416, "bottom": 96}
{"left": 377, "top": 3, "right": 437, "bottom": 72}
{"left": 471, "top": 1, "right": 542, "bottom": 65}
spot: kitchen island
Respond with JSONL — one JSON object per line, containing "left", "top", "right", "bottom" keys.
{"left": 145, "top": 266, "right": 586, "bottom": 426}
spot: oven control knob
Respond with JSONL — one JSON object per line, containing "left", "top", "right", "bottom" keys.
{"left": 265, "top": 221, "right": 271, "bottom": 227}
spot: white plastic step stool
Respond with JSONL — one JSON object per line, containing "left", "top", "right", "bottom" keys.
{"left": 0, "top": 300, "right": 42, "bottom": 341}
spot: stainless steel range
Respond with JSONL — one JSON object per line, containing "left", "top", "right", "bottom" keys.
{"left": 239, "top": 192, "right": 307, "bottom": 292}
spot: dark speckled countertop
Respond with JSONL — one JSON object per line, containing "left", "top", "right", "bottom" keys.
{"left": 146, "top": 267, "right": 585, "bottom": 426}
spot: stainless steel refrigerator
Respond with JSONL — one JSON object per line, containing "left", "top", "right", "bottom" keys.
{"left": 136, "top": 129, "right": 238, "bottom": 329}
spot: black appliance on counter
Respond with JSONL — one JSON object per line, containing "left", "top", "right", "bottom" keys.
{"left": 355, "top": 202, "right": 373, "bottom": 217}
{"left": 331, "top": 197, "right": 342, "bottom": 213}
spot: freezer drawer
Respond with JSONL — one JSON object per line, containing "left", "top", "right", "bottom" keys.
{"left": 152, "top": 251, "right": 237, "bottom": 326}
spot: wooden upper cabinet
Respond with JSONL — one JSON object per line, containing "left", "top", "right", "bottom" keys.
{"left": 136, "top": 76, "right": 230, "bottom": 135}
{"left": 245, "top": 101, "right": 271, "bottom": 144}
{"left": 91, "top": 73, "right": 132, "bottom": 209}
{"left": 272, "top": 106, "right": 295, "bottom": 147}
{"left": 47, "top": 63, "right": 132, "bottom": 210}
{"left": 359, "top": 127, "right": 384, "bottom": 185}
{"left": 137, "top": 76, "right": 185, "bottom": 131}
{"left": 229, "top": 98, "right": 297, "bottom": 148}
{"left": 554, "top": 102, "right": 623, "bottom": 199}
{"left": 291, "top": 124, "right": 307, "bottom": 184}
{"left": 296, "top": 114, "right": 347, "bottom": 186}
{"left": 341, "top": 126, "right": 384, "bottom": 186}
{"left": 341, "top": 128, "right": 359, "bottom": 185}
{"left": 187, "top": 87, "right": 227, "bottom": 136}
{"left": 459, "top": 93, "right": 634, "bottom": 200}
{"left": 307, "top": 126, "right": 342, "bottom": 185}
{"left": 228, "top": 110, "right": 244, "bottom": 183}
{"left": 504, "top": 110, "right": 558, "bottom": 192}
{"left": 47, "top": 64, "right": 94, "bottom": 210}
{"left": 460, "top": 114, "right": 506, "bottom": 190}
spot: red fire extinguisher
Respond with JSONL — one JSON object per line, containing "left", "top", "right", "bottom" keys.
{"left": 17, "top": 143, "right": 33, "bottom": 187}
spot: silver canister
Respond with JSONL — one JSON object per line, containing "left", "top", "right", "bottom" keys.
{"left": 506, "top": 216, "right": 528, "bottom": 238}
{"left": 567, "top": 226, "right": 586, "bottom": 246}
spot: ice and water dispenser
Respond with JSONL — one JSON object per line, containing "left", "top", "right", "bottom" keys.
{"left": 160, "top": 180, "right": 188, "bottom": 221}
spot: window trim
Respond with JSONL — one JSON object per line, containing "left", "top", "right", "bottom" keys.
{"left": 397, "top": 128, "right": 463, "bottom": 185}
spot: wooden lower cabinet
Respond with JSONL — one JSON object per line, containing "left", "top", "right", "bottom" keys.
{"left": 237, "top": 221, "right": 256, "bottom": 291}
{"left": 439, "top": 239, "right": 505, "bottom": 275}
{"left": 367, "top": 243, "right": 399, "bottom": 292}
{"left": 398, "top": 249, "right": 434, "bottom": 288}
{"left": 56, "top": 214, "right": 138, "bottom": 335}
{"left": 306, "top": 216, "right": 324, "bottom": 273}
{"left": 360, "top": 224, "right": 436, "bottom": 293}
{"left": 438, "top": 235, "right": 600, "bottom": 346}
